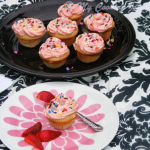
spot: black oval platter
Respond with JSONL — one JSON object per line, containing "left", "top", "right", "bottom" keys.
{"left": 0, "top": 0, "right": 136, "bottom": 79}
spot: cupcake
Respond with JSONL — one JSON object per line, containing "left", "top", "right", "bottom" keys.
{"left": 57, "top": 3, "right": 84, "bottom": 25}
{"left": 47, "top": 17, "right": 78, "bottom": 46}
{"left": 73, "top": 33, "right": 105, "bottom": 63}
{"left": 84, "top": 12, "right": 115, "bottom": 41}
{"left": 12, "top": 18, "right": 46, "bottom": 48}
{"left": 44, "top": 93, "right": 78, "bottom": 130}
{"left": 38, "top": 37, "right": 70, "bottom": 69}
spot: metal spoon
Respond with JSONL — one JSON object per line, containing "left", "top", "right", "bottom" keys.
{"left": 77, "top": 112, "right": 103, "bottom": 132}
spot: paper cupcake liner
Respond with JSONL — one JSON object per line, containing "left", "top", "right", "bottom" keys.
{"left": 18, "top": 38, "right": 41, "bottom": 48}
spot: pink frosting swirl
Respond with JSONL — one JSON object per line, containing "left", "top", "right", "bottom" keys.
{"left": 84, "top": 12, "right": 113, "bottom": 32}
{"left": 44, "top": 93, "right": 78, "bottom": 119}
{"left": 58, "top": 3, "right": 84, "bottom": 18}
{"left": 39, "top": 37, "right": 68, "bottom": 58}
{"left": 12, "top": 18, "right": 46, "bottom": 37}
{"left": 74, "top": 33, "right": 104, "bottom": 54}
{"left": 47, "top": 17, "right": 77, "bottom": 35}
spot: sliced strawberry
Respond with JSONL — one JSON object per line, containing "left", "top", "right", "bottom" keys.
{"left": 25, "top": 135, "right": 43, "bottom": 150}
{"left": 36, "top": 130, "right": 62, "bottom": 142}
{"left": 36, "top": 91, "right": 55, "bottom": 103}
{"left": 22, "top": 122, "right": 42, "bottom": 137}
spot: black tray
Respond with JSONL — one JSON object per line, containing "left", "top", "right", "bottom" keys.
{"left": 0, "top": 0, "right": 136, "bottom": 79}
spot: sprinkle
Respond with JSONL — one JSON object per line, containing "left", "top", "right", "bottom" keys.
{"left": 48, "top": 110, "right": 51, "bottom": 113}
{"left": 40, "top": 22, "right": 43, "bottom": 24}
{"left": 72, "top": 99, "right": 75, "bottom": 101}
{"left": 90, "top": 46, "right": 93, "bottom": 48}
{"left": 69, "top": 107, "right": 73, "bottom": 109}
{"left": 54, "top": 103, "right": 58, "bottom": 107}
{"left": 38, "top": 26, "right": 41, "bottom": 28}
{"left": 91, "top": 24, "right": 94, "bottom": 28}
{"left": 106, "top": 41, "right": 110, "bottom": 45}
{"left": 95, "top": 47, "right": 99, "bottom": 49}
{"left": 63, "top": 108, "right": 67, "bottom": 111}
{"left": 102, "top": 18, "right": 105, "bottom": 20}
{"left": 72, "top": 101, "right": 75, "bottom": 104}
{"left": 89, "top": 15, "right": 92, "bottom": 18}
{"left": 14, "top": 51, "right": 18, "bottom": 54}
{"left": 33, "top": 28, "right": 38, "bottom": 31}
{"left": 111, "top": 39, "right": 114, "bottom": 42}
{"left": 51, "top": 109, "right": 54, "bottom": 113}
{"left": 58, "top": 113, "right": 62, "bottom": 115}
{"left": 66, "top": 67, "right": 69, "bottom": 71}
{"left": 97, "top": 11, "right": 99, "bottom": 14}
{"left": 23, "top": 25, "right": 25, "bottom": 27}
{"left": 44, "top": 105, "right": 46, "bottom": 109}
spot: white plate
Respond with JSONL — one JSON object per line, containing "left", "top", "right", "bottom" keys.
{"left": 0, "top": 82, "right": 119, "bottom": 150}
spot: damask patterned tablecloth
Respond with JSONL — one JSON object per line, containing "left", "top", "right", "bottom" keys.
{"left": 0, "top": 0, "right": 150, "bottom": 150}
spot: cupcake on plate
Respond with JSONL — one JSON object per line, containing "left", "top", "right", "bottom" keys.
{"left": 73, "top": 33, "right": 105, "bottom": 63}
{"left": 57, "top": 3, "right": 84, "bottom": 25}
{"left": 38, "top": 37, "right": 70, "bottom": 69}
{"left": 12, "top": 18, "right": 46, "bottom": 48}
{"left": 84, "top": 12, "right": 115, "bottom": 41}
{"left": 47, "top": 17, "right": 78, "bottom": 46}
{"left": 44, "top": 93, "right": 78, "bottom": 130}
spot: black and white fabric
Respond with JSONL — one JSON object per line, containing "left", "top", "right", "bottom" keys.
{"left": 0, "top": 0, "right": 150, "bottom": 150}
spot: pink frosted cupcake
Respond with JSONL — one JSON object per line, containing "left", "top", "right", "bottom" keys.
{"left": 73, "top": 33, "right": 105, "bottom": 63}
{"left": 12, "top": 18, "right": 46, "bottom": 48}
{"left": 47, "top": 17, "right": 78, "bottom": 46}
{"left": 58, "top": 3, "right": 84, "bottom": 25}
{"left": 44, "top": 93, "right": 78, "bottom": 130}
{"left": 38, "top": 37, "right": 70, "bottom": 69}
{"left": 84, "top": 12, "right": 115, "bottom": 41}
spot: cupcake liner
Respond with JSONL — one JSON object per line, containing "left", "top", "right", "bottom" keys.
{"left": 76, "top": 51, "right": 103, "bottom": 63}
{"left": 43, "top": 59, "right": 67, "bottom": 69}
{"left": 18, "top": 38, "right": 41, "bottom": 48}
{"left": 47, "top": 112, "right": 77, "bottom": 130}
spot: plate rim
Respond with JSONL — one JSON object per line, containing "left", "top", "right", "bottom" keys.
{"left": 0, "top": 0, "right": 136, "bottom": 79}
{"left": 0, "top": 81, "right": 119, "bottom": 150}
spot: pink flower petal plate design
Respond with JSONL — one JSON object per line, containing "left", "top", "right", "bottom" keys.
{"left": 0, "top": 82, "right": 119, "bottom": 150}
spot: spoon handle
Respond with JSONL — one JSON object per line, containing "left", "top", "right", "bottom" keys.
{"left": 77, "top": 112, "right": 103, "bottom": 132}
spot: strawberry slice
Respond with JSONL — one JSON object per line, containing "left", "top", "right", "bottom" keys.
{"left": 25, "top": 135, "right": 43, "bottom": 150}
{"left": 36, "top": 91, "right": 55, "bottom": 103}
{"left": 22, "top": 122, "right": 42, "bottom": 137}
{"left": 36, "top": 130, "right": 62, "bottom": 142}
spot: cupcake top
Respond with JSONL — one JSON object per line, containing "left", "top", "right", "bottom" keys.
{"left": 39, "top": 37, "right": 68, "bottom": 58}
{"left": 58, "top": 3, "right": 84, "bottom": 18}
{"left": 84, "top": 12, "right": 114, "bottom": 32}
{"left": 74, "top": 33, "right": 104, "bottom": 54}
{"left": 12, "top": 18, "right": 46, "bottom": 37}
{"left": 44, "top": 93, "right": 78, "bottom": 119}
{"left": 47, "top": 17, "right": 78, "bottom": 35}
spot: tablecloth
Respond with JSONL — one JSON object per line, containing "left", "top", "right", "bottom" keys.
{"left": 0, "top": 0, "right": 150, "bottom": 149}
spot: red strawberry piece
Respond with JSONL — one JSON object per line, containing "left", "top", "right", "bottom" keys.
{"left": 36, "top": 91, "right": 55, "bottom": 103}
{"left": 22, "top": 122, "right": 42, "bottom": 137}
{"left": 25, "top": 135, "right": 43, "bottom": 150}
{"left": 36, "top": 130, "right": 62, "bottom": 142}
